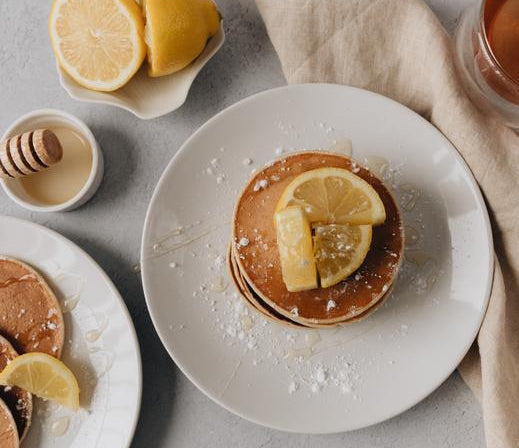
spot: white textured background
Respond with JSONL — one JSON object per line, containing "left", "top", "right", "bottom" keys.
{"left": 0, "top": 0, "right": 484, "bottom": 446}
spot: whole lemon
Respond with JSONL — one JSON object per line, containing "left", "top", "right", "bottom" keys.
{"left": 143, "top": 0, "right": 221, "bottom": 77}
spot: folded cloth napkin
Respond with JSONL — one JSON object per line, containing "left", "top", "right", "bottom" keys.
{"left": 255, "top": 0, "right": 519, "bottom": 446}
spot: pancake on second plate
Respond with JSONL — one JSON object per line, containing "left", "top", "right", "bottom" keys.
{"left": 0, "top": 336, "right": 32, "bottom": 441}
{"left": 0, "top": 258, "right": 65, "bottom": 358}
{"left": 231, "top": 151, "right": 403, "bottom": 327}
{"left": 0, "top": 398, "right": 19, "bottom": 448}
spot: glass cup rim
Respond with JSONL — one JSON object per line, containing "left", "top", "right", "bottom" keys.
{"left": 478, "top": 0, "right": 519, "bottom": 89}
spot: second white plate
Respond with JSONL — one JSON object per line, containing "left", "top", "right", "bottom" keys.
{"left": 0, "top": 216, "right": 142, "bottom": 446}
{"left": 141, "top": 84, "right": 493, "bottom": 433}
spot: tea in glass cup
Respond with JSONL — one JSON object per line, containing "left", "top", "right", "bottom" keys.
{"left": 455, "top": 0, "right": 519, "bottom": 127}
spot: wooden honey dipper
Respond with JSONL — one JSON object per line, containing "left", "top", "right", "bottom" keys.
{"left": 0, "top": 129, "right": 63, "bottom": 180}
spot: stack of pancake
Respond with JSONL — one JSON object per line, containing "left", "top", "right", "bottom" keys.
{"left": 228, "top": 151, "right": 404, "bottom": 328}
{"left": 0, "top": 258, "right": 65, "bottom": 447}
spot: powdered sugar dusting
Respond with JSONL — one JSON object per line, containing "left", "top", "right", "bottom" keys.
{"left": 326, "top": 300, "right": 337, "bottom": 311}
{"left": 253, "top": 179, "right": 269, "bottom": 192}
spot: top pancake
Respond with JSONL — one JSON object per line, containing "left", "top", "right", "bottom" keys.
{"left": 0, "top": 258, "right": 64, "bottom": 358}
{"left": 232, "top": 151, "right": 403, "bottom": 326}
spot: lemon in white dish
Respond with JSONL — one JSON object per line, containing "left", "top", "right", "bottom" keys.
{"left": 143, "top": 0, "right": 221, "bottom": 77}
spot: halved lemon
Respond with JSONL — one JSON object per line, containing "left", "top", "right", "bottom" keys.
{"left": 276, "top": 167, "right": 386, "bottom": 225}
{"left": 0, "top": 353, "right": 80, "bottom": 411}
{"left": 275, "top": 206, "right": 317, "bottom": 292}
{"left": 314, "top": 224, "right": 372, "bottom": 288}
{"left": 143, "top": 0, "right": 221, "bottom": 77}
{"left": 49, "top": 0, "right": 146, "bottom": 92}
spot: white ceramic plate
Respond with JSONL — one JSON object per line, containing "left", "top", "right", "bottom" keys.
{"left": 141, "top": 84, "right": 493, "bottom": 433}
{"left": 0, "top": 216, "right": 142, "bottom": 446}
{"left": 58, "top": 25, "right": 225, "bottom": 120}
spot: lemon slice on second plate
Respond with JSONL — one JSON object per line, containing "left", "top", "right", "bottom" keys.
{"left": 314, "top": 224, "right": 372, "bottom": 288}
{"left": 275, "top": 206, "right": 318, "bottom": 292}
{"left": 0, "top": 353, "right": 80, "bottom": 411}
{"left": 276, "top": 167, "right": 386, "bottom": 225}
{"left": 49, "top": 0, "right": 146, "bottom": 92}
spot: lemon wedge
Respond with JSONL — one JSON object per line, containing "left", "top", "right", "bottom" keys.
{"left": 49, "top": 0, "right": 146, "bottom": 92}
{"left": 275, "top": 206, "right": 318, "bottom": 292}
{"left": 276, "top": 167, "right": 386, "bottom": 225}
{"left": 313, "top": 224, "right": 372, "bottom": 288}
{"left": 0, "top": 353, "right": 80, "bottom": 411}
{"left": 143, "top": 0, "right": 221, "bottom": 77}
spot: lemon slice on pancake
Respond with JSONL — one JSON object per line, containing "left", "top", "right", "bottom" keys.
{"left": 0, "top": 353, "right": 80, "bottom": 411}
{"left": 313, "top": 224, "right": 372, "bottom": 288}
{"left": 276, "top": 167, "right": 386, "bottom": 225}
{"left": 274, "top": 206, "right": 318, "bottom": 292}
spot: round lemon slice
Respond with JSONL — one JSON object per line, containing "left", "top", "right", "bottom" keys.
{"left": 49, "top": 0, "right": 146, "bottom": 92}
{"left": 313, "top": 224, "right": 372, "bottom": 288}
{"left": 276, "top": 167, "right": 386, "bottom": 225}
{"left": 0, "top": 353, "right": 80, "bottom": 411}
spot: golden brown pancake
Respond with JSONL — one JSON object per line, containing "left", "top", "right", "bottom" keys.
{"left": 0, "top": 336, "right": 31, "bottom": 441}
{"left": 232, "top": 152, "right": 403, "bottom": 327}
{"left": 0, "top": 258, "right": 65, "bottom": 358}
{"left": 229, "top": 246, "right": 394, "bottom": 327}
{"left": 0, "top": 398, "right": 19, "bottom": 448}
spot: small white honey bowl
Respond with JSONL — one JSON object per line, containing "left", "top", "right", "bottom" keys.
{"left": 0, "top": 109, "right": 103, "bottom": 212}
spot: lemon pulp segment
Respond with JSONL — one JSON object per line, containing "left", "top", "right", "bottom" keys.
{"left": 275, "top": 206, "right": 318, "bottom": 292}
{"left": 313, "top": 224, "right": 372, "bottom": 288}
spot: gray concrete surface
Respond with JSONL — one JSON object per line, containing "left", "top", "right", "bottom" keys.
{"left": 0, "top": 0, "right": 485, "bottom": 447}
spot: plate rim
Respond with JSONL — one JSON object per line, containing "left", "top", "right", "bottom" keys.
{"left": 140, "top": 83, "right": 494, "bottom": 433}
{"left": 0, "top": 214, "right": 143, "bottom": 445}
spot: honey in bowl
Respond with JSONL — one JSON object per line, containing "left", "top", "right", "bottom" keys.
{"left": 19, "top": 127, "right": 93, "bottom": 205}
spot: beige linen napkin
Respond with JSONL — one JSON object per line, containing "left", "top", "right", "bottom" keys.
{"left": 255, "top": 0, "right": 519, "bottom": 446}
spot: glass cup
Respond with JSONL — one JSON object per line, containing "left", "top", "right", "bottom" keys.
{"left": 454, "top": 0, "right": 519, "bottom": 128}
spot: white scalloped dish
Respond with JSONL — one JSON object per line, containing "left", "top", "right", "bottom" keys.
{"left": 56, "top": 24, "right": 225, "bottom": 120}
